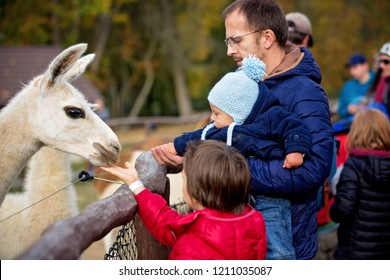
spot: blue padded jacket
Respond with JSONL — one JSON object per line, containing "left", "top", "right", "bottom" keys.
{"left": 248, "top": 45, "right": 334, "bottom": 259}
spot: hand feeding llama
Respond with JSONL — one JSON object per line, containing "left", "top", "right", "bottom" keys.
{"left": 93, "top": 137, "right": 185, "bottom": 253}
{"left": 0, "top": 43, "right": 121, "bottom": 206}
{"left": 0, "top": 147, "right": 77, "bottom": 259}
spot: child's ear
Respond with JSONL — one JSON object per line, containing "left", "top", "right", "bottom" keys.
{"left": 189, "top": 197, "right": 205, "bottom": 211}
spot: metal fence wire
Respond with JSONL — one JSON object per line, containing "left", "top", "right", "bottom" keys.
{"left": 103, "top": 200, "right": 190, "bottom": 260}
{"left": 104, "top": 220, "right": 137, "bottom": 260}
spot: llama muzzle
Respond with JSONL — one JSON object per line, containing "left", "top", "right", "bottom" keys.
{"left": 92, "top": 142, "right": 121, "bottom": 166}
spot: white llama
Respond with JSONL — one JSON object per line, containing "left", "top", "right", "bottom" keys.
{"left": 0, "top": 147, "right": 78, "bottom": 259}
{"left": 0, "top": 43, "right": 121, "bottom": 206}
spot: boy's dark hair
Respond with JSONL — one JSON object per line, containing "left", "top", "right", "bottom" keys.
{"left": 222, "top": 0, "right": 288, "bottom": 47}
{"left": 183, "top": 140, "right": 251, "bottom": 214}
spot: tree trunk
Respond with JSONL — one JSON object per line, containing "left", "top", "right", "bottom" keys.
{"left": 161, "top": 0, "right": 193, "bottom": 117}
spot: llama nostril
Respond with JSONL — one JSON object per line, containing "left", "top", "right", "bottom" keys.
{"left": 113, "top": 145, "right": 121, "bottom": 153}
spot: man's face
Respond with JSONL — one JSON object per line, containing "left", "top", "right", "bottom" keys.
{"left": 225, "top": 10, "right": 263, "bottom": 67}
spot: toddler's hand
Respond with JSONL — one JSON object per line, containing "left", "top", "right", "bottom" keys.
{"left": 283, "top": 152, "right": 304, "bottom": 169}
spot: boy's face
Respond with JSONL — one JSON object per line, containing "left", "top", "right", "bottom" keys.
{"left": 349, "top": 63, "right": 368, "bottom": 82}
{"left": 210, "top": 104, "right": 234, "bottom": 128}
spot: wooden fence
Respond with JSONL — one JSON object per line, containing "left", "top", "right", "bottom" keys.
{"left": 106, "top": 112, "right": 210, "bottom": 128}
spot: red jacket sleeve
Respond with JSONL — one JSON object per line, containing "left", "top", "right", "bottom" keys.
{"left": 135, "top": 189, "right": 181, "bottom": 247}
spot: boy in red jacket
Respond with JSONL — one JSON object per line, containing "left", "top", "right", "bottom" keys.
{"left": 101, "top": 140, "right": 267, "bottom": 260}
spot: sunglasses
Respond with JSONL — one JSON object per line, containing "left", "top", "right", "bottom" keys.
{"left": 379, "top": 59, "right": 390, "bottom": 65}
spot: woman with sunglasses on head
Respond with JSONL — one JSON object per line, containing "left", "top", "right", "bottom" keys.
{"left": 364, "top": 42, "right": 390, "bottom": 118}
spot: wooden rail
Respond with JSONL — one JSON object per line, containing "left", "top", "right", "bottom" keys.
{"left": 106, "top": 112, "right": 210, "bottom": 128}
{"left": 18, "top": 185, "right": 137, "bottom": 260}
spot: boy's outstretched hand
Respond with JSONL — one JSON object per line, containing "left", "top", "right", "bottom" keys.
{"left": 100, "top": 161, "right": 139, "bottom": 186}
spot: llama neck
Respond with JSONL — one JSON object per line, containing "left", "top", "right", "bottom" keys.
{"left": 0, "top": 85, "right": 41, "bottom": 205}
{"left": 25, "top": 146, "right": 73, "bottom": 198}
{"left": 24, "top": 146, "right": 78, "bottom": 219}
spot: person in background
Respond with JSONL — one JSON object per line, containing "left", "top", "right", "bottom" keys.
{"left": 370, "top": 41, "right": 390, "bottom": 116}
{"left": 337, "top": 54, "right": 375, "bottom": 120}
{"left": 286, "top": 12, "right": 314, "bottom": 48}
{"left": 285, "top": 11, "right": 340, "bottom": 260}
{"left": 330, "top": 108, "right": 390, "bottom": 259}
{"left": 93, "top": 98, "right": 110, "bottom": 122}
{"left": 152, "top": 0, "right": 334, "bottom": 260}
{"left": 101, "top": 140, "right": 267, "bottom": 260}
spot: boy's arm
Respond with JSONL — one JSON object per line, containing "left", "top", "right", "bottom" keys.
{"left": 135, "top": 188, "right": 181, "bottom": 248}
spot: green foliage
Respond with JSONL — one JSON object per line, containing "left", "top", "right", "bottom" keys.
{"left": 1, "top": 0, "right": 389, "bottom": 114}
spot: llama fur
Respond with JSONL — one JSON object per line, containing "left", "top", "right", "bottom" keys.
{"left": 0, "top": 43, "right": 121, "bottom": 206}
{"left": 0, "top": 146, "right": 78, "bottom": 259}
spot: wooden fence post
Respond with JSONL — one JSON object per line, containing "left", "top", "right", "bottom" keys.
{"left": 135, "top": 178, "right": 171, "bottom": 259}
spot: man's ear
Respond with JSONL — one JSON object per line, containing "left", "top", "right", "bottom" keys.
{"left": 302, "top": 35, "right": 310, "bottom": 47}
{"left": 263, "top": 29, "right": 276, "bottom": 49}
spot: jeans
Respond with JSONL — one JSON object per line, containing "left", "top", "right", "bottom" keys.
{"left": 251, "top": 195, "right": 296, "bottom": 260}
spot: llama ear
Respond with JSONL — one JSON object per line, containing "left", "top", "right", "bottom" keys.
{"left": 45, "top": 43, "right": 88, "bottom": 86}
{"left": 63, "top": 54, "right": 95, "bottom": 82}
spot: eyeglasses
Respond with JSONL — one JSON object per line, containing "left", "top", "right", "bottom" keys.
{"left": 224, "top": 29, "right": 261, "bottom": 47}
{"left": 379, "top": 59, "right": 390, "bottom": 65}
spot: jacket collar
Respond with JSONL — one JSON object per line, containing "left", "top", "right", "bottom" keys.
{"left": 268, "top": 42, "right": 303, "bottom": 78}
{"left": 350, "top": 148, "right": 390, "bottom": 157}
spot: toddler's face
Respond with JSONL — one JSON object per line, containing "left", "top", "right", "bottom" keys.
{"left": 210, "top": 104, "right": 234, "bottom": 128}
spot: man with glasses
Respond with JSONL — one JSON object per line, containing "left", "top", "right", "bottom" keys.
{"left": 152, "top": 0, "right": 334, "bottom": 260}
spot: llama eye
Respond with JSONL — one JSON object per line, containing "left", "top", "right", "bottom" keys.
{"left": 65, "top": 107, "right": 85, "bottom": 119}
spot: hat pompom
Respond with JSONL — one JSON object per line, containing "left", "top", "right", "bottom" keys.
{"left": 240, "top": 55, "right": 266, "bottom": 82}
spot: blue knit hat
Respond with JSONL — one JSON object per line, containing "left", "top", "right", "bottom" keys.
{"left": 202, "top": 55, "right": 266, "bottom": 145}
{"left": 208, "top": 55, "right": 266, "bottom": 125}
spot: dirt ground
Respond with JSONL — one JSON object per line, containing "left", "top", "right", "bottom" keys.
{"left": 78, "top": 121, "right": 201, "bottom": 260}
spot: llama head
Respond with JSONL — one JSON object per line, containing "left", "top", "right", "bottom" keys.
{"left": 30, "top": 43, "right": 121, "bottom": 166}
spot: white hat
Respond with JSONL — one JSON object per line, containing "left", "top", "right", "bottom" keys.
{"left": 379, "top": 41, "right": 390, "bottom": 57}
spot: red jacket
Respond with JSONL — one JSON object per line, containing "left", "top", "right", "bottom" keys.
{"left": 136, "top": 189, "right": 267, "bottom": 260}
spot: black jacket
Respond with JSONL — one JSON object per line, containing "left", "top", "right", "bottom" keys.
{"left": 330, "top": 148, "right": 390, "bottom": 259}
